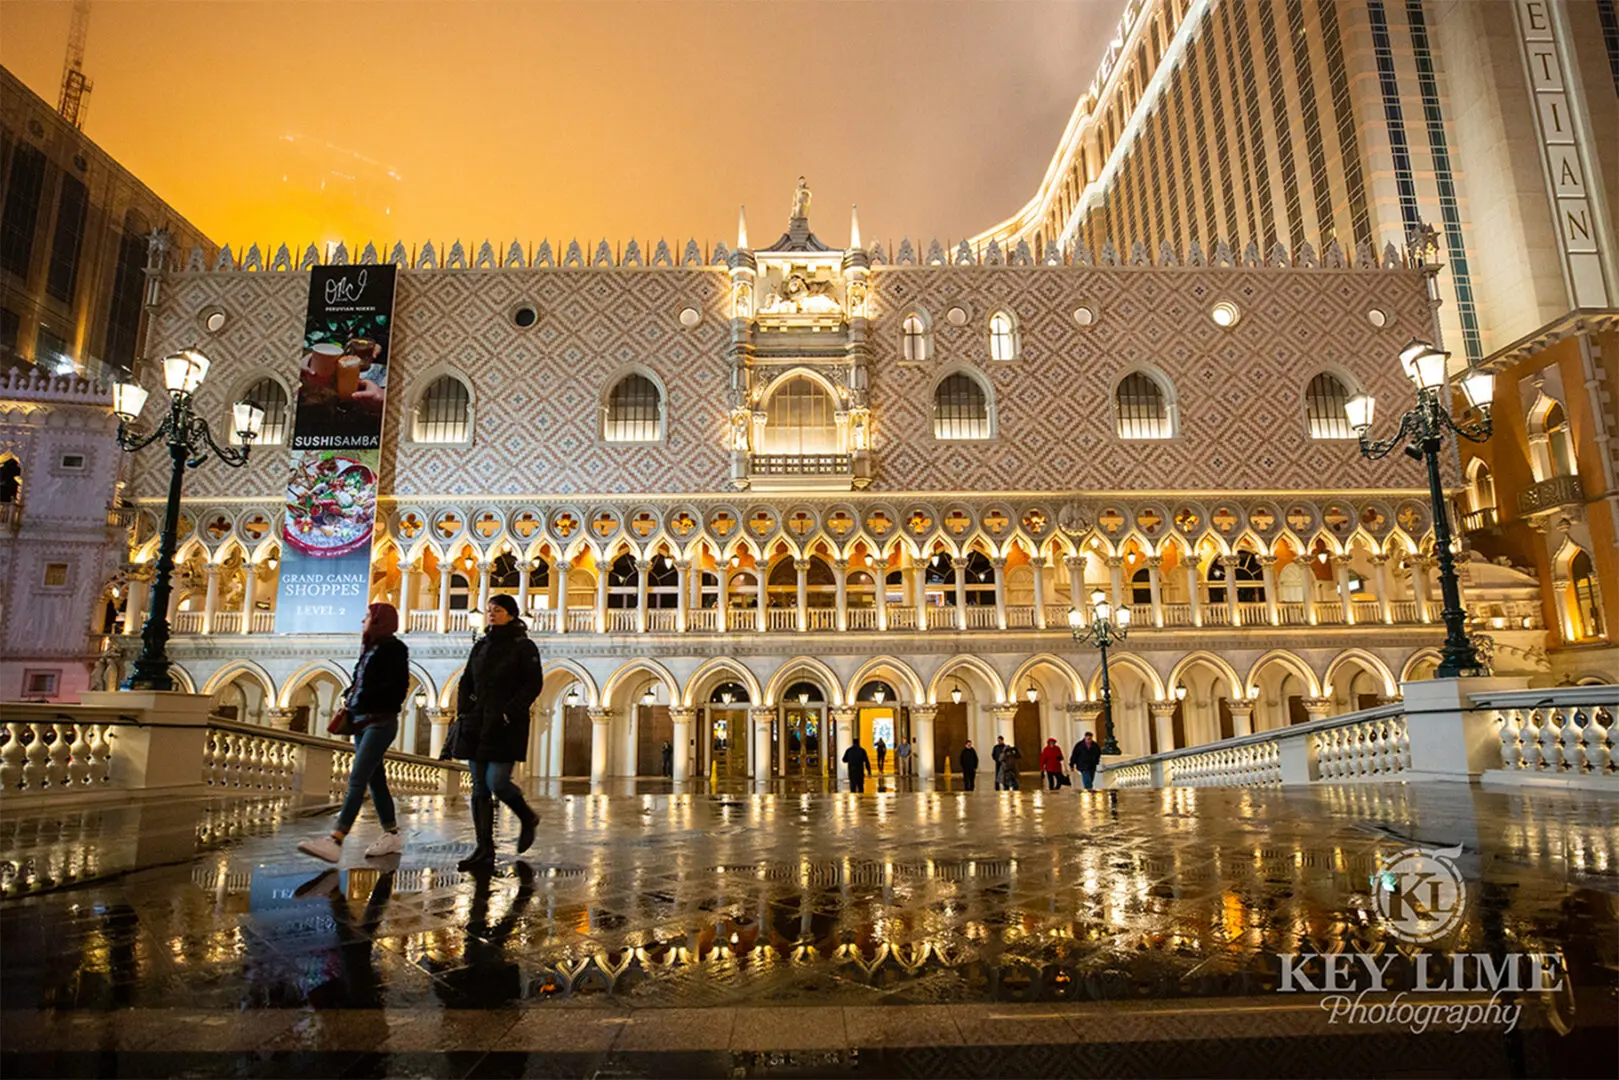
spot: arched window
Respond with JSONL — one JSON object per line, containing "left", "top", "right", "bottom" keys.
{"left": 1467, "top": 460, "right": 1496, "bottom": 513}
{"left": 988, "top": 311, "right": 1018, "bottom": 361}
{"left": 1305, "top": 372, "right": 1354, "bottom": 439}
{"left": 0, "top": 458, "right": 19, "bottom": 503}
{"left": 603, "top": 373, "right": 663, "bottom": 443}
{"left": 1115, "top": 372, "right": 1172, "bottom": 439}
{"left": 606, "top": 553, "right": 639, "bottom": 609}
{"left": 762, "top": 375, "right": 839, "bottom": 454}
{"left": 1207, "top": 552, "right": 1264, "bottom": 604}
{"left": 941, "top": 551, "right": 997, "bottom": 606}
{"left": 1545, "top": 403, "right": 1576, "bottom": 477}
{"left": 901, "top": 313, "right": 931, "bottom": 362}
{"left": 934, "top": 372, "right": 991, "bottom": 440}
{"left": 646, "top": 554, "right": 680, "bottom": 609}
{"left": 413, "top": 375, "right": 471, "bottom": 443}
{"left": 232, "top": 377, "right": 290, "bottom": 445}
{"left": 1130, "top": 566, "right": 1152, "bottom": 605}
{"left": 448, "top": 572, "right": 471, "bottom": 610}
{"left": 1569, "top": 549, "right": 1605, "bottom": 640}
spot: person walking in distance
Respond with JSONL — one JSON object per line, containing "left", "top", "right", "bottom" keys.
{"left": 842, "top": 736, "right": 873, "bottom": 793}
{"left": 960, "top": 740, "right": 979, "bottom": 791}
{"left": 875, "top": 737, "right": 887, "bottom": 775}
{"left": 997, "top": 741, "right": 1022, "bottom": 791}
{"left": 451, "top": 594, "right": 543, "bottom": 870}
{"left": 991, "top": 735, "right": 1007, "bottom": 790}
{"left": 660, "top": 740, "right": 673, "bottom": 778}
{"left": 1040, "top": 737, "right": 1065, "bottom": 790}
{"left": 896, "top": 738, "right": 911, "bottom": 779}
{"left": 299, "top": 603, "right": 410, "bottom": 863}
{"left": 1070, "top": 730, "right": 1103, "bottom": 790}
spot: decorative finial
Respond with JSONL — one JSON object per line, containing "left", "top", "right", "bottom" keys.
{"left": 737, "top": 205, "right": 748, "bottom": 250}
{"left": 791, "top": 176, "right": 811, "bottom": 221}
{"left": 850, "top": 205, "right": 861, "bottom": 249}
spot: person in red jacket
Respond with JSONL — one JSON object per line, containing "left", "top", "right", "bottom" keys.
{"left": 1039, "top": 737, "right": 1066, "bottom": 790}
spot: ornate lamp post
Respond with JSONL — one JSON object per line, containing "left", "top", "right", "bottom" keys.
{"left": 112, "top": 348, "right": 264, "bottom": 691}
{"left": 1345, "top": 338, "right": 1494, "bottom": 677}
{"left": 1068, "top": 589, "right": 1130, "bottom": 755}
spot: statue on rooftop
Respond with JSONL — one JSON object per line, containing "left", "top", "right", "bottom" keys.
{"left": 791, "top": 176, "right": 811, "bottom": 221}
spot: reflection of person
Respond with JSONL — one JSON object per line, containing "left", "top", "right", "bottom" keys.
{"left": 453, "top": 594, "right": 542, "bottom": 870}
{"left": 295, "top": 865, "right": 395, "bottom": 1009}
{"left": 300, "top": 603, "right": 409, "bottom": 863}
{"left": 960, "top": 741, "right": 979, "bottom": 791}
{"left": 842, "top": 737, "right": 872, "bottom": 793}
{"left": 430, "top": 862, "right": 534, "bottom": 1007}
{"left": 1041, "top": 737, "right": 1065, "bottom": 790}
{"left": 1070, "top": 731, "right": 1103, "bottom": 790}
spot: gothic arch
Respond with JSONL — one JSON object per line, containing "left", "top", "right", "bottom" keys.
{"left": 538, "top": 658, "right": 599, "bottom": 709}
{"left": 1087, "top": 652, "right": 1163, "bottom": 701}
{"left": 202, "top": 659, "right": 276, "bottom": 699}
{"left": 683, "top": 657, "right": 764, "bottom": 708}
{"left": 1323, "top": 649, "right": 1398, "bottom": 698}
{"left": 276, "top": 660, "right": 350, "bottom": 707}
{"left": 927, "top": 655, "right": 1007, "bottom": 705}
{"left": 601, "top": 658, "right": 681, "bottom": 709}
{"left": 1400, "top": 647, "right": 1443, "bottom": 683}
{"left": 765, "top": 656, "right": 845, "bottom": 706}
{"left": 1007, "top": 653, "right": 1085, "bottom": 700}
{"left": 844, "top": 656, "right": 926, "bottom": 705}
{"left": 1166, "top": 651, "right": 1244, "bottom": 699}
{"left": 1244, "top": 650, "right": 1322, "bottom": 697}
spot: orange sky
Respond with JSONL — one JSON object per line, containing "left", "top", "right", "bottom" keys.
{"left": 1, "top": 1, "right": 1117, "bottom": 252}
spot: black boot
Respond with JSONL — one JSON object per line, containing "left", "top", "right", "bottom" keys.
{"left": 513, "top": 796, "right": 539, "bottom": 855}
{"left": 457, "top": 796, "right": 495, "bottom": 871}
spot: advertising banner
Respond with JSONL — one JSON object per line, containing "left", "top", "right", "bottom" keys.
{"left": 275, "top": 265, "right": 397, "bottom": 634}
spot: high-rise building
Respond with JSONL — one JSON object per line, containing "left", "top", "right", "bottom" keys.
{"left": 0, "top": 66, "right": 216, "bottom": 382}
{"left": 976, "top": 0, "right": 1618, "bottom": 679}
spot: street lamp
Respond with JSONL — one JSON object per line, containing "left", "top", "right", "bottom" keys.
{"left": 1024, "top": 682, "right": 1039, "bottom": 704}
{"left": 1345, "top": 338, "right": 1493, "bottom": 677}
{"left": 565, "top": 685, "right": 581, "bottom": 708}
{"left": 1068, "top": 589, "right": 1130, "bottom": 755}
{"left": 112, "top": 348, "right": 264, "bottom": 691}
{"left": 951, "top": 682, "right": 963, "bottom": 705}
{"left": 468, "top": 610, "right": 485, "bottom": 643}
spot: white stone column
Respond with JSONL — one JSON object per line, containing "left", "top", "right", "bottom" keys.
{"left": 1150, "top": 701, "right": 1177, "bottom": 753}
{"left": 1413, "top": 556, "right": 1435, "bottom": 623}
{"left": 1302, "top": 559, "right": 1320, "bottom": 625}
{"left": 1370, "top": 554, "right": 1394, "bottom": 623}
{"left": 951, "top": 557, "right": 969, "bottom": 629}
{"left": 476, "top": 559, "right": 493, "bottom": 614}
{"left": 831, "top": 706, "right": 858, "bottom": 789}
{"left": 675, "top": 559, "right": 690, "bottom": 633}
{"left": 873, "top": 556, "right": 889, "bottom": 631}
{"left": 1106, "top": 555, "right": 1125, "bottom": 614}
{"left": 1219, "top": 554, "right": 1241, "bottom": 627}
{"left": 1071, "top": 702, "right": 1104, "bottom": 748}
{"left": 991, "top": 703, "right": 1018, "bottom": 746}
{"left": 166, "top": 569, "right": 184, "bottom": 620}
{"left": 750, "top": 707, "right": 775, "bottom": 782}
{"left": 914, "top": 563, "right": 929, "bottom": 630}
{"left": 1303, "top": 697, "right": 1333, "bottom": 724}
{"left": 1258, "top": 554, "right": 1280, "bottom": 626}
{"left": 437, "top": 562, "right": 453, "bottom": 633}
{"left": 1146, "top": 555, "right": 1164, "bottom": 627}
{"left": 427, "top": 708, "right": 451, "bottom": 758}
{"left": 555, "top": 560, "right": 570, "bottom": 633}
{"left": 636, "top": 559, "right": 651, "bottom": 633}
{"left": 1184, "top": 558, "right": 1202, "bottom": 628}
{"left": 990, "top": 557, "right": 1008, "bottom": 630}
{"left": 1228, "top": 701, "right": 1254, "bottom": 738}
{"left": 516, "top": 558, "right": 532, "bottom": 619}
{"left": 1064, "top": 554, "right": 1087, "bottom": 619}
{"left": 595, "top": 562, "right": 610, "bottom": 633}
{"left": 242, "top": 561, "right": 260, "bottom": 633}
{"left": 589, "top": 708, "right": 613, "bottom": 781}
{"left": 717, "top": 567, "right": 730, "bottom": 633}
{"left": 1029, "top": 557, "right": 1047, "bottom": 629}
{"left": 669, "top": 706, "right": 695, "bottom": 780}
{"left": 1332, "top": 554, "right": 1355, "bottom": 624}
{"left": 124, "top": 570, "right": 149, "bottom": 634}
{"left": 911, "top": 704, "right": 938, "bottom": 781}
{"left": 755, "top": 566, "right": 768, "bottom": 632}
{"left": 794, "top": 558, "right": 809, "bottom": 632}
{"left": 833, "top": 559, "right": 849, "bottom": 631}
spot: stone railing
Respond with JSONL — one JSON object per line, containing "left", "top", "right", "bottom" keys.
{"left": 0, "top": 695, "right": 466, "bottom": 806}
{"left": 1517, "top": 474, "right": 1584, "bottom": 516}
{"left": 1099, "top": 682, "right": 1617, "bottom": 792}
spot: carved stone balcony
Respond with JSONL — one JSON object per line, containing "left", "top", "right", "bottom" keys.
{"left": 1517, "top": 474, "right": 1584, "bottom": 516}
{"left": 1461, "top": 506, "right": 1498, "bottom": 533}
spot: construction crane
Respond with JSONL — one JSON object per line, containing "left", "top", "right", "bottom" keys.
{"left": 57, "top": 0, "right": 93, "bottom": 130}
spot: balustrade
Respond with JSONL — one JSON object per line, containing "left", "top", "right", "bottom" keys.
{"left": 249, "top": 611, "right": 278, "bottom": 633}
{"left": 1166, "top": 741, "right": 1281, "bottom": 787}
{"left": 1236, "top": 603, "right": 1268, "bottom": 626}
{"left": 767, "top": 609, "right": 796, "bottom": 632}
{"left": 687, "top": 609, "right": 718, "bottom": 632}
{"left": 607, "top": 610, "right": 638, "bottom": 634}
{"left": 1005, "top": 605, "right": 1035, "bottom": 629}
{"left": 1161, "top": 603, "right": 1192, "bottom": 627}
{"left": 806, "top": 608, "right": 838, "bottom": 631}
{"left": 1390, "top": 600, "right": 1421, "bottom": 623}
{"left": 846, "top": 608, "right": 878, "bottom": 631}
{"left": 211, "top": 612, "right": 244, "bottom": 634}
{"left": 1352, "top": 600, "right": 1383, "bottom": 623}
{"left": 963, "top": 606, "right": 998, "bottom": 630}
{"left": 1203, "top": 605, "right": 1230, "bottom": 626}
{"left": 886, "top": 607, "right": 917, "bottom": 630}
{"left": 172, "top": 611, "right": 204, "bottom": 634}
{"left": 1043, "top": 603, "right": 1070, "bottom": 626}
{"left": 647, "top": 610, "right": 679, "bottom": 633}
{"left": 1278, "top": 603, "right": 1309, "bottom": 626}
{"left": 447, "top": 611, "right": 472, "bottom": 633}
{"left": 1315, "top": 607, "right": 1345, "bottom": 625}
{"left": 567, "top": 610, "right": 596, "bottom": 632}
{"left": 407, "top": 610, "right": 437, "bottom": 633}
{"left": 1489, "top": 691, "right": 1615, "bottom": 781}
{"left": 1313, "top": 715, "right": 1410, "bottom": 779}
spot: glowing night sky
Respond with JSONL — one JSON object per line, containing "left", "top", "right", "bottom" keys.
{"left": 1, "top": 1, "right": 1117, "bottom": 251}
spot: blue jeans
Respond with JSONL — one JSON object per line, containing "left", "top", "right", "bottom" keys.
{"left": 468, "top": 759, "right": 523, "bottom": 810}
{"left": 1079, "top": 768, "right": 1096, "bottom": 790}
{"left": 336, "top": 716, "right": 398, "bottom": 833}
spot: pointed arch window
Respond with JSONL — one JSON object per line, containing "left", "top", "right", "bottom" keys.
{"left": 1305, "top": 372, "right": 1354, "bottom": 439}
{"left": 901, "top": 313, "right": 931, "bottom": 362}
{"left": 413, "top": 375, "right": 472, "bottom": 443}
{"left": 231, "top": 377, "right": 290, "bottom": 445}
{"left": 1115, "top": 371, "right": 1173, "bottom": 439}
{"left": 934, "top": 372, "right": 991, "bottom": 440}
{"left": 1208, "top": 552, "right": 1264, "bottom": 604}
{"left": 1466, "top": 460, "right": 1496, "bottom": 513}
{"left": 603, "top": 372, "right": 663, "bottom": 443}
{"left": 1570, "top": 549, "right": 1605, "bottom": 640}
{"left": 988, "top": 311, "right": 1019, "bottom": 361}
{"left": 762, "top": 375, "right": 839, "bottom": 454}
{"left": 1546, "top": 403, "right": 1576, "bottom": 477}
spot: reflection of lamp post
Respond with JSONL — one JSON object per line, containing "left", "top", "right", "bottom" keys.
{"left": 112, "top": 348, "right": 264, "bottom": 691}
{"left": 1346, "top": 338, "right": 1494, "bottom": 677}
{"left": 1068, "top": 589, "right": 1130, "bottom": 755}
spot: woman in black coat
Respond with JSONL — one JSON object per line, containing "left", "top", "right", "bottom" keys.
{"left": 452, "top": 594, "right": 542, "bottom": 869}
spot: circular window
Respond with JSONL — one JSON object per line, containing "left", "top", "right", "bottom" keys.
{"left": 1210, "top": 301, "right": 1240, "bottom": 328}
{"left": 72, "top": 154, "right": 88, "bottom": 173}
{"left": 1368, "top": 308, "right": 1389, "bottom": 328}
{"left": 201, "top": 309, "right": 228, "bottom": 334}
{"left": 1074, "top": 306, "right": 1097, "bottom": 327}
{"left": 678, "top": 307, "right": 701, "bottom": 328}
{"left": 945, "top": 306, "right": 969, "bottom": 327}
{"left": 512, "top": 304, "right": 538, "bottom": 329}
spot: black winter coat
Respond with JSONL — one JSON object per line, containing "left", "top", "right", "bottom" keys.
{"left": 1070, "top": 739, "right": 1103, "bottom": 771}
{"left": 346, "top": 636, "right": 410, "bottom": 720}
{"left": 452, "top": 620, "right": 543, "bottom": 762}
{"left": 960, "top": 747, "right": 979, "bottom": 773}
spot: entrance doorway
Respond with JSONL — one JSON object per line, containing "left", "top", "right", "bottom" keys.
{"left": 561, "top": 704, "right": 591, "bottom": 776}
{"left": 782, "top": 706, "right": 824, "bottom": 776}
{"left": 705, "top": 705, "right": 749, "bottom": 778}
{"left": 859, "top": 707, "right": 899, "bottom": 772}
{"left": 1013, "top": 702, "right": 1042, "bottom": 766}
{"left": 636, "top": 704, "right": 673, "bottom": 775}
{"left": 933, "top": 702, "right": 968, "bottom": 776}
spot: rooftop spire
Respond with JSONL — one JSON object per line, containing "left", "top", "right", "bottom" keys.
{"left": 850, "top": 205, "right": 861, "bottom": 250}
{"left": 737, "top": 205, "right": 749, "bottom": 250}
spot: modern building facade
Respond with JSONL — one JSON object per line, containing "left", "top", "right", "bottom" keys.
{"left": 0, "top": 65, "right": 216, "bottom": 382}
{"left": 91, "top": 188, "right": 1550, "bottom": 780}
{"left": 974, "top": 0, "right": 1618, "bottom": 682}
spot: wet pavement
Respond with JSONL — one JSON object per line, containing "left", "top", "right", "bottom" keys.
{"left": 2, "top": 780, "right": 1616, "bottom": 1077}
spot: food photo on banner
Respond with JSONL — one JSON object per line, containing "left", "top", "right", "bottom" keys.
{"left": 289, "top": 265, "right": 397, "bottom": 450}
{"left": 275, "top": 449, "right": 381, "bottom": 634}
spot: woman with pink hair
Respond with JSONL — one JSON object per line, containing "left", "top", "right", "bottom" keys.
{"left": 299, "top": 602, "right": 411, "bottom": 862}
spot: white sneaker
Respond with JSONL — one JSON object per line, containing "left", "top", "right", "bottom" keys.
{"left": 298, "top": 835, "right": 343, "bottom": 863}
{"left": 363, "top": 831, "right": 402, "bottom": 858}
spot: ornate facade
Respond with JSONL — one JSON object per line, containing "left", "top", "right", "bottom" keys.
{"left": 97, "top": 192, "right": 1548, "bottom": 780}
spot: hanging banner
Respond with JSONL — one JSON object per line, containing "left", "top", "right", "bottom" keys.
{"left": 275, "top": 265, "right": 397, "bottom": 634}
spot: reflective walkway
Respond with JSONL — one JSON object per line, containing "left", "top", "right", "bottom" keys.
{"left": 2, "top": 782, "right": 1616, "bottom": 1077}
